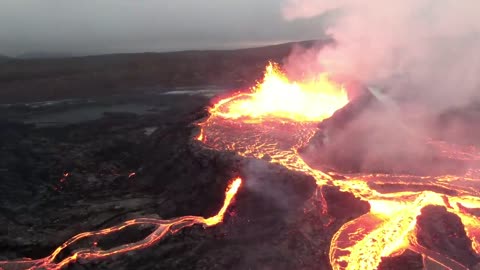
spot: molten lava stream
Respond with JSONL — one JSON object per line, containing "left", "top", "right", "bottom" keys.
{"left": 0, "top": 178, "right": 242, "bottom": 270}
{"left": 197, "top": 62, "right": 480, "bottom": 269}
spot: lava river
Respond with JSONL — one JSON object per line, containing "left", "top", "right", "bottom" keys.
{"left": 197, "top": 63, "right": 480, "bottom": 269}
{"left": 0, "top": 179, "right": 242, "bottom": 270}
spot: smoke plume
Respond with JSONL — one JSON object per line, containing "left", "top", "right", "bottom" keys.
{"left": 282, "top": 1, "right": 480, "bottom": 174}
{"left": 282, "top": 0, "right": 480, "bottom": 111}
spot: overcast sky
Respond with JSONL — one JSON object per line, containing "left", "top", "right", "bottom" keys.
{"left": 0, "top": 0, "right": 329, "bottom": 57}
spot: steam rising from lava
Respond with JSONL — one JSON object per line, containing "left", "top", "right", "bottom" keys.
{"left": 282, "top": 0, "right": 480, "bottom": 110}
{"left": 280, "top": 0, "right": 480, "bottom": 187}
{"left": 198, "top": 63, "right": 480, "bottom": 269}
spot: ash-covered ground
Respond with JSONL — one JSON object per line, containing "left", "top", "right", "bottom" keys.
{"left": 1, "top": 88, "right": 479, "bottom": 269}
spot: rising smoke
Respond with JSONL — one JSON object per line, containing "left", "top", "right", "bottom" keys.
{"left": 282, "top": 0, "right": 480, "bottom": 111}
{"left": 282, "top": 0, "right": 480, "bottom": 174}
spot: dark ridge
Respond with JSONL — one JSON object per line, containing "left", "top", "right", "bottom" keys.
{"left": 0, "top": 40, "right": 330, "bottom": 104}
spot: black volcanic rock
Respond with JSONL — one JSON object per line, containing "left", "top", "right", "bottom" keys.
{"left": 303, "top": 89, "right": 472, "bottom": 176}
{"left": 416, "top": 205, "right": 479, "bottom": 268}
{"left": 0, "top": 95, "right": 212, "bottom": 260}
{"left": 318, "top": 87, "right": 378, "bottom": 133}
{"left": 323, "top": 185, "right": 370, "bottom": 219}
{"left": 0, "top": 92, "right": 375, "bottom": 270}
{"left": 378, "top": 250, "right": 423, "bottom": 270}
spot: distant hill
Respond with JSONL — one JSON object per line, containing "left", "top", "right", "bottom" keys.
{"left": 16, "top": 40, "right": 320, "bottom": 60}
{"left": 17, "top": 52, "right": 75, "bottom": 60}
{"left": 0, "top": 39, "right": 331, "bottom": 103}
{"left": 0, "top": 55, "right": 12, "bottom": 63}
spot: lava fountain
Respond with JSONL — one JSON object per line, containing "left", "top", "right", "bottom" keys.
{"left": 210, "top": 62, "right": 349, "bottom": 123}
{"left": 198, "top": 62, "right": 480, "bottom": 269}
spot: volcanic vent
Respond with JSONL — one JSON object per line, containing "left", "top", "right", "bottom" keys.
{"left": 197, "top": 63, "right": 480, "bottom": 269}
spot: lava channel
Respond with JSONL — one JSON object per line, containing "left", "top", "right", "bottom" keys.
{"left": 0, "top": 178, "right": 242, "bottom": 270}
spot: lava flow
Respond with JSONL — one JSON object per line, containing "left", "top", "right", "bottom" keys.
{"left": 197, "top": 63, "right": 480, "bottom": 269}
{"left": 0, "top": 178, "right": 242, "bottom": 270}
{"left": 3, "top": 62, "right": 480, "bottom": 270}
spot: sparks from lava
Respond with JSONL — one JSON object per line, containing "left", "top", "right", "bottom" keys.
{"left": 197, "top": 62, "right": 480, "bottom": 269}
{"left": 0, "top": 178, "right": 242, "bottom": 270}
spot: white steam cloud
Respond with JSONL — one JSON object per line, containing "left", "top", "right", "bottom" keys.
{"left": 282, "top": 0, "right": 480, "bottom": 111}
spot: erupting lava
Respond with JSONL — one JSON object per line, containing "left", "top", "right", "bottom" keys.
{"left": 0, "top": 178, "right": 242, "bottom": 270}
{"left": 198, "top": 63, "right": 480, "bottom": 269}
{"left": 211, "top": 62, "right": 349, "bottom": 123}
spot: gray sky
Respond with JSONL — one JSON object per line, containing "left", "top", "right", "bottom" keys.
{"left": 0, "top": 0, "right": 329, "bottom": 57}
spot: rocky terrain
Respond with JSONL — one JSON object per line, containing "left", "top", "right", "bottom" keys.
{"left": 0, "top": 90, "right": 376, "bottom": 270}
{"left": 1, "top": 41, "right": 479, "bottom": 269}
{"left": 2, "top": 89, "right": 478, "bottom": 269}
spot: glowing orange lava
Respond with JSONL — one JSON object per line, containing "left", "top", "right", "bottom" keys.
{"left": 210, "top": 62, "right": 349, "bottom": 123}
{"left": 0, "top": 178, "right": 242, "bottom": 270}
{"left": 197, "top": 62, "right": 480, "bottom": 269}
